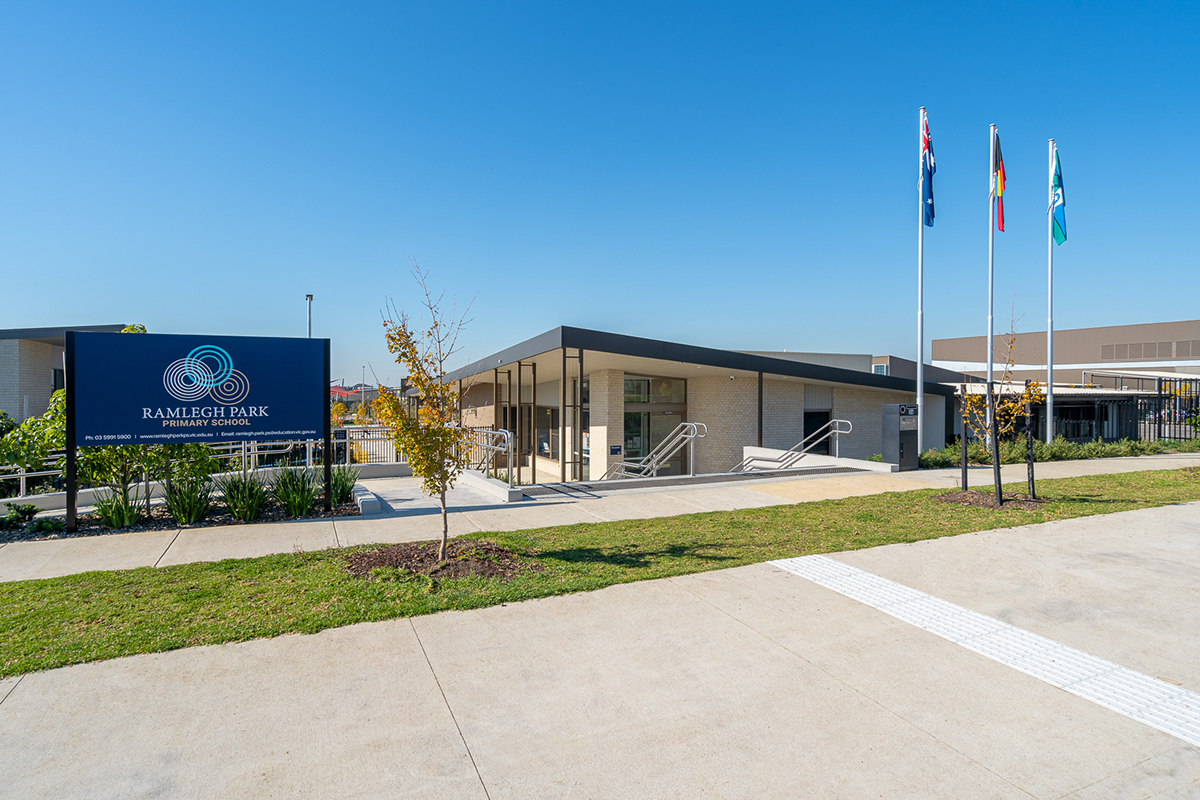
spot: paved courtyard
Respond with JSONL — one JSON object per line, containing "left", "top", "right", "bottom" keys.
{"left": 2, "top": 500, "right": 1199, "bottom": 798}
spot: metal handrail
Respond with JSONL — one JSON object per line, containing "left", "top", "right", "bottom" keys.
{"left": 0, "top": 428, "right": 400, "bottom": 499}
{"left": 730, "top": 419, "right": 853, "bottom": 472}
{"left": 462, "top": 428, "right": 514, "bottom": 487}
{"left": 601, "top": 422, "right": 708, "bottom": 480}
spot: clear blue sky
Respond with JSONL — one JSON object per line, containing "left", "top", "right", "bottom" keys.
{"left": 3, "top": 2, "right": 1197, "bottom": 385}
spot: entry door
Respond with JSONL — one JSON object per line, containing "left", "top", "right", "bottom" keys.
{"left": 649, "top": 413, "right": 684, "bottom": 475}
{"left": 804, "top": 411, "right": 831, "bottom": 455}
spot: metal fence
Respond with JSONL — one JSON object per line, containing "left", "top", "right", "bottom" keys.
{"left": 1137, "top": 378, "right": 1200, "bottom": 442}
{"left": 0, "top": 426, "right": 403, "bottom": 500}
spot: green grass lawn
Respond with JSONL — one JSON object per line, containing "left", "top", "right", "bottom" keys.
{"left": 2, "top": 468, "right": 1198, "bottom": 678}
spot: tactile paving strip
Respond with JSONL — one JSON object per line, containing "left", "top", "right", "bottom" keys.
{"left": 770, "top": 555, "right": 1200, "bottom": 747}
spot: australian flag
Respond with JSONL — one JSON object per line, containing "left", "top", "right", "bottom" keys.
{"left": 921, "top": 109, "right": 935, "bottom": 226}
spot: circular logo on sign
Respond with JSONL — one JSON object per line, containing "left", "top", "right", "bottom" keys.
{"left": 163, "top": 346, "right": 250, "bottom": 405}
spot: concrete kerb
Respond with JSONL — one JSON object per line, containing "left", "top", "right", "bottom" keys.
{"left": 351, "top": 483, "right": 381, "bottom": 515}
{"left": 458, "top": 469, "right": 523, "bottom": 503}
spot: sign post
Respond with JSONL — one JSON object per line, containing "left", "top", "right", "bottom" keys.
{"left": 324, "top": 339, "right": 332, "bottom": 511}
{"left": 65, "top": 332, "right": 78, "bottom": 531}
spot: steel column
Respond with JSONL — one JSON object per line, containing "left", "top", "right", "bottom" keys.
{"left": 560, "top": 348, "right": 567, "bottom": 482}
{"left": 757, "top": 371, "right": 763, "bottom": 448}
{"left": 531, "top": 361, "right": 537, "bottom": 484}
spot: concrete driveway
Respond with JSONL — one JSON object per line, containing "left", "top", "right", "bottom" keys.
{"left": 1, "top": 502, "right": 1199, "bottom": 798}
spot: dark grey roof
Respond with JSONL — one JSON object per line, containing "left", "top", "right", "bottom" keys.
{"left": 0, "top": 325, "right": 126, "bottom": 346}
{"left": 446, "top": 326, "right": 956, "bottom": 397}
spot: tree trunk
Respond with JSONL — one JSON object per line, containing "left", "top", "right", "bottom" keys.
{"left": 990, "top": 384, "right": 1003, "bottom": 506}
{"left": 438, "top": 486, "right": 448, "bottom": 561}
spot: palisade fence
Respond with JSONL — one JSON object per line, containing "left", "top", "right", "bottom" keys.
{"left": 0, "top": 425, "right": 402, "bottom": 500}
{"left": 1136, "top": 378, "right": 1200, "bottom": 442}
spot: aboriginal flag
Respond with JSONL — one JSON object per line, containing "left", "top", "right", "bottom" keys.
{"left": 992, "top": 131, "right": 1006, "bottom": 231}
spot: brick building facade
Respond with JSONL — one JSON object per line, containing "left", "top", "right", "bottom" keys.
{"left": 451, "top": 327, "right": 956, "bottom": 483}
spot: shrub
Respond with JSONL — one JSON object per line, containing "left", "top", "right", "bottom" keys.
{"left": 918, "top": 448, "right": 957, "bottom": 469}
{"left": 164, "top": 477, "right": 215, "bottom": 525}
{"left": 330, "top": 464, "right": 360, "bottom": 506}
{"left": 271, "top": 468, "right": 320, "bottom": 517}
{"left": 215, "top": 472, "right": 270, "bottom": 522}
{"left": 918, "top": 435, "right": 1199, "bottom": 468}
{"left": 1, "top": 502, "right": 39, "bottom": 530}
{"left": 95, "top": 490, "right": 143, "bottom": 528}
{"left": 28, "top": 517, "right": 64, "bottom": 534}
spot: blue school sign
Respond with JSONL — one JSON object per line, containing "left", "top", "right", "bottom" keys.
{"left": 69, "top": 332, "right": 328, "bottom": 446}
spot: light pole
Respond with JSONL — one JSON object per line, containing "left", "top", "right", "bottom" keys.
{"left": 306, "top": 294, "right": 313, "bottom": 338}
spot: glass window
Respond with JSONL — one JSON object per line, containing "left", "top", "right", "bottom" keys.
{"left": 536, "top": 407, "right": 560, "bottom": 460}
{"left": 624, "top": 376, "right": 685, "bottom": 404}
{"left": 624, "top": 378, "right": 650, "bottom": 403}
{"left": 650, "top": 378, "right": 686, "bottom": 404}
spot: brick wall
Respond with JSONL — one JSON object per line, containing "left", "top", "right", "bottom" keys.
{"left": 588, "top": 369, "right": 624, "bottom": 477}
{"left": 0, "top": 340, "right": 61, "bottom": 422}
{"left": 763, "top": 379, "right": 805, "bottom": 450}
{"left": 0, "top": 340, "right": 18, "bottom": 420}
{"left": 687, "top": 376, "right": 759, "bottom": 473}
{"left": 460, "top": 381, "right": 495, "bottom": 428}
{"left": 832, "top": 387, "right": 915, "bottom": 459}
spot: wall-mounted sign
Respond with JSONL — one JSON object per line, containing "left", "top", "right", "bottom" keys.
{"left": 610, "top": 444, "right": 622, "bottom": 456}
{"left": 70, "top": 332, "right": 328, "bottom": 447}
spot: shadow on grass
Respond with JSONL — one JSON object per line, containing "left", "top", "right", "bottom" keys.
{"left": 538, "top": 542, "right": 736, "bottom": 569}
{"left": 1041, "top": 494, "right": 1140, "bottom": 506}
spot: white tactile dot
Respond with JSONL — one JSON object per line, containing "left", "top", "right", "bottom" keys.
{"left": 772, "top": 554, "right": 1200, "bottom": 748}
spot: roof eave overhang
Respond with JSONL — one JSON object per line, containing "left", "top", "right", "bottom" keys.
{"left": 445, "top": 326, "right": 957, "bottom": 397}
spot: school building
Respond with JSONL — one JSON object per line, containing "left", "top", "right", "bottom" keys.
{"left": 446, "top": 326, "right": 958, "bottom": 483}
{"left": 0, "top": 325, "right": 125, "bottom": 423}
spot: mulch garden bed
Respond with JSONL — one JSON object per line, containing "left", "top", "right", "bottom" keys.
{"left": 345, "top": 539, "right": 540, "bottom": 581}
{"left": 936, "top": 489, "right": 1044, "bottom": 511}
{"left": 0, "top": 501, "right": 361, "bottom": 544}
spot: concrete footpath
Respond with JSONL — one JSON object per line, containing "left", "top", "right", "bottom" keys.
{"left": 0, "top": 452, "right": 1197, "bottom": 584}
{"left": 1, "top": 502, "right": 1198, "bottom": 798}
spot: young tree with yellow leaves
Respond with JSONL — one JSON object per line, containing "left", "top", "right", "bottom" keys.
{"left": 330, "top": 401, "right": 348, "bottom": 429}
{"left": 374, "top": 266, "right": 473, "bottom": 561}
{"left": 959, "top": 323, "right": 1045, "bottom": 503}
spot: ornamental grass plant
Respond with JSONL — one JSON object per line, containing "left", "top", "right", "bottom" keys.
{"left": 330, "top": 464, "right": 360, "bottom": 506}
{"left": 271, "top": 468, "right": 321, "bottom": 517}
{"left": 164, "top": 477, "right": 215, "bottom": 525}
{"left": 215, "top": 472, "right": 270, "bottom": 522}
{"left": 94, "top": 489, "right": 143, "bottom": 528}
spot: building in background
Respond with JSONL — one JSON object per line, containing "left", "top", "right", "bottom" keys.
{"left": 933, "top": 320, "right": 1200, "bottom": 444}
{"left": 0, "top": 325, "right": 125, "bottom": 423}
{"left": 932, "top": 319, "right": 1200, "bottom": 386}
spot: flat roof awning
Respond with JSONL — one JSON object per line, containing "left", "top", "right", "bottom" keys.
{"left": 0, "top": 324, "right": 126, "bottom": 347}
{"left": 446, "top": 326, "right": 956, "bottom": 397}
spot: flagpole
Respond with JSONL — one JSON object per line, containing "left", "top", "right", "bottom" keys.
{"left": 1046, "top": 139, "right": 1056, "bottom": 443}
{"left": 987, "top": 125, "right": 996, "bottom": 435}
{"left": 917, "top": 107, "right": 925, "bottom": 455}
